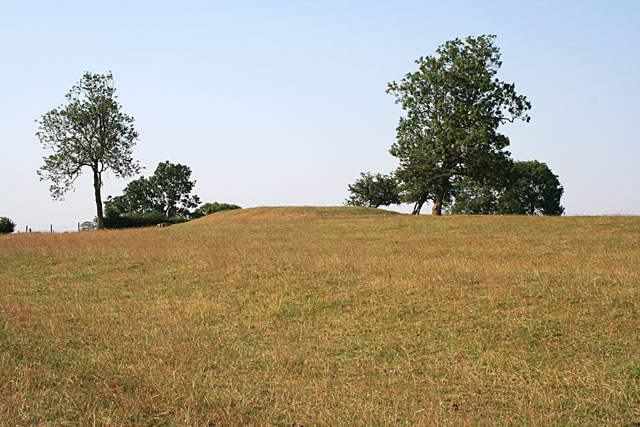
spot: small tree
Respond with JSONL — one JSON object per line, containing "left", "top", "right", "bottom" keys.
{"left": 105, "top": 161, "right": 200, "bottom": 219}
{"left": 345, "top": 172, "right": 401, "bottom": 208}
{"left": 387, "top": 35, "right": 531, "bottom": 215}
{"left": 0, "top": 217, "right": 16, "bottom": 234}
{"left": 192, "top": 202, "right": 242, "bottom": 219}
{"left": 36, "top": 72, "right": 140, "bottom": 229}
{"left": 79, "top": 220, "right": 97, "bottom": 231}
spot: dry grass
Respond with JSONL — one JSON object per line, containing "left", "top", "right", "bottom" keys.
{"left": 1, "top": 206, "right": 639, "bottom": 425}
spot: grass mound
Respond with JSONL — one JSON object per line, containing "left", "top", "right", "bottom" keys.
{"left": 1, "top": 211, "right": 639, "bottom": 424}
{"left": 192, "top": 205, "right": 399, "bottom": 225}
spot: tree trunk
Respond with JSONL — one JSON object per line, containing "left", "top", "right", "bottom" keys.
{"left": 93, "top": 167, "right": 105, "bottom": 229}
{"left": 411, "top": 199, "right": 425, "bottom": 215}
{"left": 432, "top": 197, "right": 442, "bottom": 216}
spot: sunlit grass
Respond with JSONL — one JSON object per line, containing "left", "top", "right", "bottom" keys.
{"left": 1, "top": 207, "right": 639, "bottom": 424}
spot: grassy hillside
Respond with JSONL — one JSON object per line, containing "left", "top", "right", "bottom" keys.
{"left": 1, "top": 207, "right": 639, "bottom": 425}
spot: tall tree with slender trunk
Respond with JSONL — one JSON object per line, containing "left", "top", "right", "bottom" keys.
{"left": 388, "top": 35, "right": 531, "bottom": 215}
{"left": 36, "top": 72, "right": 140, "bottom": 229}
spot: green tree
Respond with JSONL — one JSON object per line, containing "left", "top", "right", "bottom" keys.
{"left": 104, "top": 176, "right": 154, "bottom": 218}
{"left": 499, "top": 160, "right": 564, "bottom": 215}
{"left": 449, "top": 177, "right": 500, "bottom": 215}
{"left": 345, "top": 172, "right": 401, "bottom": 208}
{"left": 36, "top": 72, "right": 140, "bottom": 229}
{"left": 79, "top": 220, "right": 97, "bottom": 231}
{"left": 148, "top": 161, "right": 200, "bottom": 217}
{"left": 387, "top": 35, "right": 531, "bottom": 215}
{"left": 192, "top": 202, "right": 242, "bottom": 219}
{"left": 0, "top": 217, "right": 16, "bottom": 234}
{"left": 105, "top": 161, "right": 200, "bottom": 219}
{"left": 451, "top": 160, "right": 564, "bottom": 215}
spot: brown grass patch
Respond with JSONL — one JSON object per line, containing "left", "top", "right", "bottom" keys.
{"left": 1, "top": 208, "right": 639, "bottom": 424}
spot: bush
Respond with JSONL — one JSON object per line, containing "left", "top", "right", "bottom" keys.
{"left": 192, "top": 202, "right": 242, "bottom": 219}
{"left": 104, "top": 211, "right": 188, "bottom": 229}
{"left": 0, "top": 217, "right": 16, "bottom": 234}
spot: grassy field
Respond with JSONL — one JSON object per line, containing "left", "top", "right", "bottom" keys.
{"left": 1, "top": 206, "right": 639, "bottom": 425}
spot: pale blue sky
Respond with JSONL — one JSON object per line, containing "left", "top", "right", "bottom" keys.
{"left": 1, "top": 1, "right": 639, "bottom": 231}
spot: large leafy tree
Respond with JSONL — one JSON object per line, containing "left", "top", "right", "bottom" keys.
{"left": 105, "top": 161, "right": 200, "bottom": 218}
{"left": 36, "top": 72, "right": 140, "bottom": 229}
{"left": 388, "top": 35, "right": 531, "bottom": 215}
{"left": 345, "top": 172, "right": 401, "bottom": 208}
{"left": 452, "top": 160, "right": 564, "bottom": 215}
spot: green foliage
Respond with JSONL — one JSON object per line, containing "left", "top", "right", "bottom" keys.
{"left": 192, "top": 202, "right": 242, "bottom": 219}
{"left": 500, "top": 160, "right": 564, "bottom": 215}
{"left": 345, "top": 172, "right": 401, "bottom": 208}
{"left": 147, "top": 161, "right": 200, "bottom": 217}
{"left": 79, "top": 220, "right": 96, "bottom": 231}
{"left": 0, "top": 217, "right": 16, "bottom": 234}
{"left": 452, "top": 160, "right": 564, "bottom": 215}
{"left": 104, "top": 211, "right": 187, "bottom": 229}
{"left": 449, "top": 178, "right": 500, "bottom": 215}
{"left": 104, "top": 177, "right": 153, "bottom": 218}
{"left": 393, "top": 151, "right": 448, "bottom": 214}
{"left": 105, "top": 161, "right": 200, "bottom": 219}
{"left": 387, "top": 35, "right": 531, "bottom": 214}
{"left": 36, "top": 72, "right": 140, "bottom": 229}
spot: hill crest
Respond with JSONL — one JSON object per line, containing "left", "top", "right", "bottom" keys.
{"left": 192, "top": 206, "right": 400, "bottom": 225}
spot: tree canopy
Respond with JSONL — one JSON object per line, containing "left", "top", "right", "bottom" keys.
{"left": 452, "top": 160, "right": 564, "bottom": 215}
{"left": 105, "top": 161, "right": 200, "bottom": 219}
{"left": 387, "top": 35, "right": 531, "bottom": 214}
{"left": 345, "top": 172, "right": 401, "bottom": 208}
{"left": 36, "top": 72, "right": 140, "bottom": 229}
